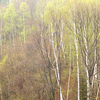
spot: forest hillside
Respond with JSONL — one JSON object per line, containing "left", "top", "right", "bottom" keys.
{"left": 0, "top": 0, "right": 100, "bottom": 100}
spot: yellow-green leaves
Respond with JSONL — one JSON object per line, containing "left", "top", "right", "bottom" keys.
{"left": 18, "top": 2, "right": 30, "bottom": 25}
{"left": 3, "top": 3, "right": 17, "bottom": 33}
{"left": 0, "top": 55, "right": 8, "bottom": 66}
{"left": 80, "top": 0, "right": 95, "bottom": 4}
{"left": 0, "top": 55, "right": 8, "bottom": 71}
{"left": 18, "top": 2, "right": 31, "bottom": 42}
{"left": 43, "top": 1, "right": 55, "bottom": 24}
{"left": 19, "top": 2, "right": 30, "bottom": 18}
{"left": 4, "top": 3, "right": 16, "bottom": 21}
{"left": 43, "top": 0, "right": 65, "bottom": 25}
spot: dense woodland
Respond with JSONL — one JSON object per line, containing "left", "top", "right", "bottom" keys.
{"left": 0, "top": 0, "right": 100, "bottom": 100}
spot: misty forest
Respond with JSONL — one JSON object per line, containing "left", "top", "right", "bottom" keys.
{"left": 0, "top": 0, "right": 100, "bottom": 100}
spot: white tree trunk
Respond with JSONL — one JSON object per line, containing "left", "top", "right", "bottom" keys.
{"left": 60, "top": 20, "right": 65, "bottom": 58}
{"left": 51, "top": 23, "right": 63, "bottom": 100}
{"left": 76, "top": 41, "right": 80, "bottom": 100}
{"left": 84, "top": 25, "right": 90, "bottom": 100}
{"left": 94, "top": 45, "right": 97, "bottom": 80}
{"left": 86, "top": 67, "right": 90, "bottom": 100}
{"left": 67, "top": 38, "right": 71, "bottom": 100}
{"left": 94, "top": 0, "right": 97, "bottom": 83}
{"left": 96, "top": 83, "right": 100, "bottom": 100}
{"left": 72, "top": 4, "right": 80, "bottom": 99}
{"left": 73, "top": 22, "right": 80, "bottom": 100}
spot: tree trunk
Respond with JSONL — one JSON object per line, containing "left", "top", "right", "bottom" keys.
{"left": 86, "top": 68, "right": 90, "bottom": 100}
{"left": 51, "top": 23, "right": 63, "bottom": 100}
{"left": 73, "top": 22, "right": 80, "bottom": 100}
{"left": 67, "top": 38, "right": 71, "bottom": 100}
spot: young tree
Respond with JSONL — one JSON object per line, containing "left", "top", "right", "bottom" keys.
{"left": 3, "top": 3, "right": 17, "bottom": 49}
{"left": 18, "top": 2, "right": 30, "bottom": 43}
{"left": 43, "top": 0, "right": 66, "bottom": 99}
{"left": 64, "top": 1, "right": 80, "bottom": 99}
{"left": 66, "top": 0, "right": 100, "bottom": 99}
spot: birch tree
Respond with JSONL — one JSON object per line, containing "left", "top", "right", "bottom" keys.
{"left": 3, "top": 3, "right": 17, "bottom": 49}
{"left": 43, "top": 0, "right": 66, "bottom": 99}
{"left": 64, "top": 1, "right": 80, "bottom": 99}
{"left": 67, "top": 1, "right": 100, "bottom": 99}
{"left": 35, "top": 0, "right": 56, "bottom": 99}
{"left": 18, "top": 2, "right": 30, "bottom": 44}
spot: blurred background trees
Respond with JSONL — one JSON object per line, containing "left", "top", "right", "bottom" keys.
{"left": 0, "top": 0, "right": 100, "bottom": 100}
